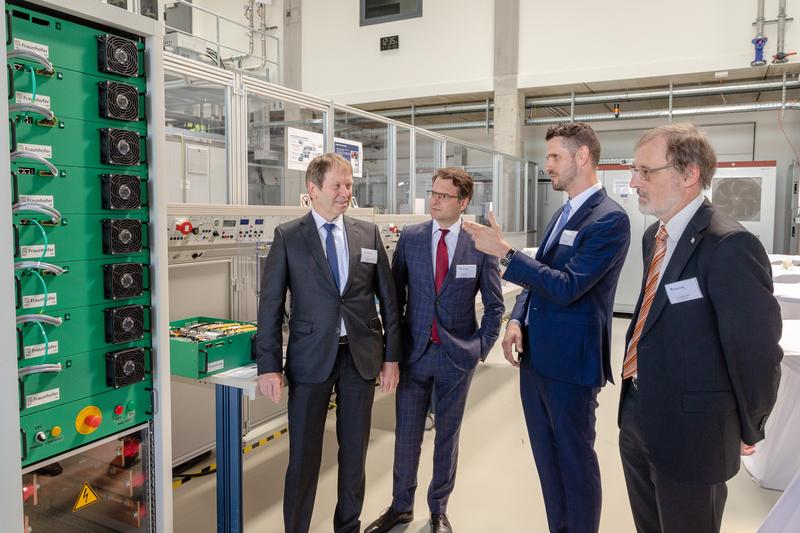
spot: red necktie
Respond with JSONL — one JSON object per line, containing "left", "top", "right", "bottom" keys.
{"left": 431, "top": 228, "right": 450, "bottom": 343}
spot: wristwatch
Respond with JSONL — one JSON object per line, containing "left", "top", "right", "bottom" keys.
{"left": 499, "top": 248, "right": 517, "bottom": 267}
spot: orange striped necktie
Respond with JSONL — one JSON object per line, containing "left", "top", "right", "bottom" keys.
{"left": 622, "top": 225, "right": 669, "bottom": 380}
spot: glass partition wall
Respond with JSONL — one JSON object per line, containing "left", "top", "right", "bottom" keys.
{"left": 245, "top": 94, "right": 326, "bottom": 206}
{"left": 414, "top": 131, "right": 443, "bottom": 214}
{"left": 164, "top": 53, "right": 531, "bottom": 234}
{"left": 444, "top": 140, "right": 494, "bottom": 224}
{"left": 395, "top": 125, "right": 412, "bottom": 213}
{"left": 333, "top": 107, "right": 391, "bottom": 213}
{"left": 164, "top": 69, "right": 230, "bottom": 204}
{"left": 499, "top": 156, "right": 525, "bottom": 233}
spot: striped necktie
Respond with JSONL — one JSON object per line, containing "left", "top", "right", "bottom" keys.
{"left": 622, "top": 225, "right": 669, "bottom": 379}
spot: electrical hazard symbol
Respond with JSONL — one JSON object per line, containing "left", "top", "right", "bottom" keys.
{"left": 73, "top": 482, "right": 100, "bottom": 512}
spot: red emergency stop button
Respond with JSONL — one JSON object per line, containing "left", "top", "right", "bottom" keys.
{"left": 114, "top": 404, "right": 124, "bottom": 416}
{"left": 76, "top": 406, "right": 103, "bottom": 434}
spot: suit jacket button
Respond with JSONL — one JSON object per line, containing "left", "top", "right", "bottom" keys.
{"left": 335, "top": 327, "right": 340, "bottom": 334}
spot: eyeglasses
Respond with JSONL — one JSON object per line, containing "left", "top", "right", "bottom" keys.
{"left": 428, "top": 190, "right": 460, "bottom": 202}
{"left": 629, "top": 164, "right": 675, "bottom": 181}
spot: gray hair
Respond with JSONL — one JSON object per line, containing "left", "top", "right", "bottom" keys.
{"left": 636, "top": 123, "right": 717, "bottom": 189}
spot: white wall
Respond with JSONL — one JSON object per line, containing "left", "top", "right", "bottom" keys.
{"left": 300, "top": 0, "right": 494, "bottom": 104}
{"left": 518, "top": 0, "right": 798, "bottom": 88}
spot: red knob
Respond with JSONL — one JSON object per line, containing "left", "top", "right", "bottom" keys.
{"left": 176, "top": 220, "right": 193, "bottom": 235}
{"left": 114, "top": 405, "right": 124, "bottom": 415}
{"left": 84, "top": 415, "right": 102, "bottom": 428}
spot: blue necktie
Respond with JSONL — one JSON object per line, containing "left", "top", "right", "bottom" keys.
{"left": 323, "top": 222, "right": 340, "bottom": 291}
{"left": 543, "top": 201, "right": 572, "bottom": 254}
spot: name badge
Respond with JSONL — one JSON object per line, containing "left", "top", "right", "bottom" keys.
{"left": 360, "top": 248, "right": 378, "bottom": 264}
{"left": 456, "top": 264, "right": 477, "bottom": 278}
{"left": 559, "top": 229, "right": 578, "bottom": 247}
{"left": 665, "top": 277, "right": 703, "bottom": 304}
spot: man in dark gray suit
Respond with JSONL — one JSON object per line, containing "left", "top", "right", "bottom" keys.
{"left": 619, "top": 123, "right": 783, "bottom": 533}
{"left": 256, "top": 153, "right": 401, "bottom": 533}
{"left": 365, "top": 168, "right": 503, "bottom": 533}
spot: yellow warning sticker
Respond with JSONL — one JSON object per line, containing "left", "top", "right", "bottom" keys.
{"left": 72, "top": 482, "right": 100, "bottom": 512}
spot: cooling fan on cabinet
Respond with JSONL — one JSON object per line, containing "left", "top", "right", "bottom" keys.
{"left": 99, "top": 81, "right": 140, "bottom": 121}
{"left": 97, "top": 34, "right": 139, "bottom": 77}
{"left": 105, "top": 347, "right": 148, "bottom": 388}
{"left": 100, "top": 128, "right": 141, "bottom": 166}
{"left": 104, "top": 305, "right": 147, "bottom": 344}
{"left": 103, "top": 263, "right": 146, "bottom": 300}
{"left": 102, "top": 219, "right": 144, "bottom": 255}
{"left": 711, "top": 177, "right": 762, "bottom": 222}
{"left": 101, "top": 174, "right": 142, "bottom": 210}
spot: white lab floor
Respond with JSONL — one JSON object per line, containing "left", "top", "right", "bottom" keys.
{"left": 173, "top": 318, "right": 782, "bottom": 532}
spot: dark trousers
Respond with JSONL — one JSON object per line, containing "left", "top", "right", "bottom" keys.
{"left": 619, "top": 384, "right": 727, "bottom": 533}
{"left": 283, "top": 344, "right": 376, "bottom": 533}
{"left": 391, "top": 343, "right": 476, "bottom": 514}
{"left": 520, "top": 362, "right": 602, "bottom": 533}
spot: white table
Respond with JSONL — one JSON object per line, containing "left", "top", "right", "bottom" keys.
{"left": 759, "top": 466, "right": 800, "bottom": 532}
{"left": 742, "top": 320, "right": 800, "bottom": 490}
{"left": 771, "top": 262, "right": 800, "bottom": 318}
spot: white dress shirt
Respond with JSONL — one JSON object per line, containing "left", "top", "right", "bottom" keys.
{"left": 431, "top": 218, "right": 461, "bottom": 274}
{"left": 656, "top": 193, "right": 705, "bottom": 285}
{"left": 311, "top": 209, "right": 349, "bottom": 335}
{"left": 542, "top": 181, "right": 603, "bottom": 251}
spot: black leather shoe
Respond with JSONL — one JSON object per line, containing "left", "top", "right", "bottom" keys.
{"left": 364, "top": 507, "right": 413, "bottom": 533}
{"left": 430, "top": 513, "right": 452, "bottom": 533}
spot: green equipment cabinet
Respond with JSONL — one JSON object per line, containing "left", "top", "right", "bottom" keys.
{"left": 7, "top": 0, "right": 154, "bottom": 470}
{"left": 170, "top": 317, "right": 258, "bottom": 379}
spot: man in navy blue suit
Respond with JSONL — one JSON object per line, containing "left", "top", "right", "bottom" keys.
{"left": 464, "top": 123, "right": 631, "bottom": 533}
{"left": 365, "top": 168, "right": 504, "bottom": 533}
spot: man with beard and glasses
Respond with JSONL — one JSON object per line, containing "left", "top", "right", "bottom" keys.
{"left": 463, "top": 122, "right": 631, "bottom": 533}
{"left": 618, "top": 123, "right": 782, "bottom": 533}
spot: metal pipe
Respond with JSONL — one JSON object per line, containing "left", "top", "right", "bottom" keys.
{"left": 379, "top": 102, "right": 492, "bottom": 118}
{"left": 526, "top": 78, "right": 800, "bottom": 107}
{"left": 526, "top": 101, "right": 800, "bottom": 125}
{"left": 374, "top": 78, "right": 800, "bottom": 118}
{"left": 756, "top": 0, "right": 766, "bottom": 38}
{"left": 753, "top": 0, "right": 768, "bottom": 66}
{"left": 775, "top": 0, "right": 788, "bottom": 62}
{"left": 422, "top": 101, "right": 800, "bottom": 130}
{"left": 426, "top": 120, "right": 495, "bottom": 131}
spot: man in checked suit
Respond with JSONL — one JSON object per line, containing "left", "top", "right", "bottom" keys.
{"left": 364, "top": 168, "right": 503, "bottom": 533}
{"left": 464, "top": 123, "right": 631, "bottom": 533}
{"left": 256, "top": 153, "right": 400, "bottom": 533}
{"left": 619, "top": 123, "right": 782, "bottom": 533}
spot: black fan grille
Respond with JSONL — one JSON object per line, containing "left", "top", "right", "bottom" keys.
{"left": 103, "top": 263, "right": 145, "bottom": 299}
{"left": 106, "top": 348, "right": 147, "bottom": 388}
{"left": 97, "top": 35, "right": 139, "bottom": 77}
{"left": 104, "top": 305, "right": 146, "bottom": 344}
{"left": 101, "top": 174, "right": 142, "bottom": 210}
{"left": 100, "top": 128, "right": 141, "bottom": 166}
{"left": 102, "top": 219, "right": 144, "bottom": 255}
{"left": 99, "top": 81, "right": 139, "bottom": 121}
